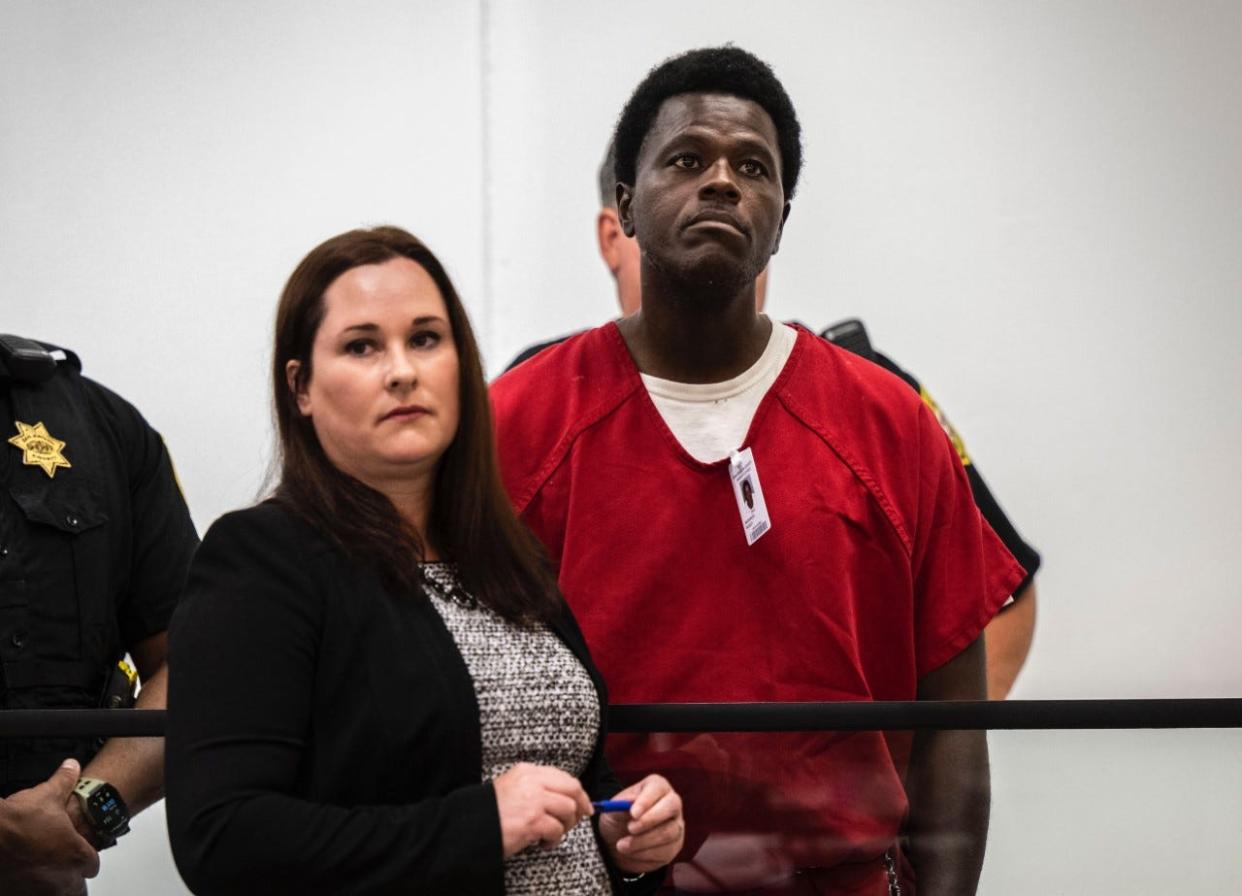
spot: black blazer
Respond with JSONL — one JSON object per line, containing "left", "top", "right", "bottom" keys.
{"left": 166, "top": 501, "right": 657, "bottom": 895}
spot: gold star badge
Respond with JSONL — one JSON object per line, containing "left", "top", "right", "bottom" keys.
{"left": 8, "top": 420, "right": 72, "bottom": 478}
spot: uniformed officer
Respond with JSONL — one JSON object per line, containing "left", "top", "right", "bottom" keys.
{"left": 0, "top": 335, "right": 198, "bottom": 894}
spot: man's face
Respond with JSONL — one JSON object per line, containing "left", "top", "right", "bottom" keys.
{"left": 618, "top": 92, "right": 789, "bottom": 297}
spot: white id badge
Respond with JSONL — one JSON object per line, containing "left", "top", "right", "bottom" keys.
{"left": 729, "top": 447, "right": 771, "bottom": 546}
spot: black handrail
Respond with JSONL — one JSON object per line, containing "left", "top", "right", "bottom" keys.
{"left": 608, "top": 699, "right": 1242, "bottom": 731}
{"left": 2, "top": 699, "right": 1241, "bottom": 738}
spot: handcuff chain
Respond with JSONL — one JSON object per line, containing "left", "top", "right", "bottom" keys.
{"left": 883, "top": 850, "right": 903, "bottom": 896}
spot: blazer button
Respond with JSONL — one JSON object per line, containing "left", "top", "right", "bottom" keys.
{"left": 65, "top": 514, "right": 80, "bottom": 529}
{"left": 11, "top": 631, "right": 26, "bottom": 649}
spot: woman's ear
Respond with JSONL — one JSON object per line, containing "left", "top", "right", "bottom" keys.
{"left": 286, "top": 359, "right": 312, "bottom": 416}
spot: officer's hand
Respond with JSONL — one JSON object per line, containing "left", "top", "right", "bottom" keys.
{"left": 493, "top": 762, "right": 594, "bottom": 858}
{"left": 64, "top": 787, "right": 103, "bottom": 850}
{"left": 598, "top": 774, "right": 685, "bottom": 875}
{"left": 0, "top": 759, "right": 100, "bottom": 895}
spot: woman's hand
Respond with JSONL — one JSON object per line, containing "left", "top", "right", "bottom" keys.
{"left": 493, "top": 763, "right": 594, "bottom": 858}
{"left": 597, "top": 774, "right": 684, "bottom": 875}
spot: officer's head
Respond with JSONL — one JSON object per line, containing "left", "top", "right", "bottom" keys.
{"left": 611, "top": 47, "right": 801, "bottom": 301}
{"left": 594, "top": 140, "right": 643, "bottom": 317}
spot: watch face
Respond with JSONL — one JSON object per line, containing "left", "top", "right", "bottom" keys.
{"left": 86, "top": 784, "right": 130, "bottom": 837}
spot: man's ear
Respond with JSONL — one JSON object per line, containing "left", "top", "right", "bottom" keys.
{"left": 597, "top": 208, "right": 625, "bottom": 274}
{"left": 286, "top": 359, "right": 312, "bottom": 416}
{"left": 770, "top": 200, "right": 792, "bottom": 256}
{"left": 616, "top": 183, "right": 637, "bottom": 238}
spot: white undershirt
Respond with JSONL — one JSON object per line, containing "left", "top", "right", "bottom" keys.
{"left": 640, "top": 320, "right": 798, "bottom": 464}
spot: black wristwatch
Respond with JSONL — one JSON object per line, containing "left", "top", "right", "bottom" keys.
{"left": 72, "top": 778, "right": 131, "bottom": 848}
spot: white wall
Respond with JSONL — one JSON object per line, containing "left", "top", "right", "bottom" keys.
{"left": 1, "top": 0, "right": 486, "bottom": 531}
{"left": 2, "top": 1, "right": 1239, "bottom": 892}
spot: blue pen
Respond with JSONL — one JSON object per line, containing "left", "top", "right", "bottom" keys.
{"left": 591, "top": 799, "right": 633, "bottom": 813}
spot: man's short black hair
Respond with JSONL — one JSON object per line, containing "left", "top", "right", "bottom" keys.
{"left": 613, "top": 46, "right": 803, "bottom": 201}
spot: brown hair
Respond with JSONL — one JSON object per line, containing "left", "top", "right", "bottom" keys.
{"left": 272, "top": 226, "right": 559, "bottom": 623}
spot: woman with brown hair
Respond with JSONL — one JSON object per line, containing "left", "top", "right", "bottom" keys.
{"left": 164, "top": 226, "right": 682, "bottom": 894}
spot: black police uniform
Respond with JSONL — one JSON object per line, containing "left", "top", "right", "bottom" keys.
{"left": 1, "top": 340, "right": 198, "bottom": 796}
{"left": 504, "top": 321, "right": 1041, "bottom": 597}
{"left": 864, "top": 347, "right": 1041, "bottom": 596}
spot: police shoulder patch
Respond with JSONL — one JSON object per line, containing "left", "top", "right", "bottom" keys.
{"left": 918, "top": 388, "right": 972, "bottom": 467}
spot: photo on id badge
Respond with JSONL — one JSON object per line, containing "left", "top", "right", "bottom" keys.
{"left": 729, "top": 448, "right": 771, "bottom": 546}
